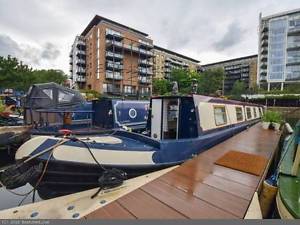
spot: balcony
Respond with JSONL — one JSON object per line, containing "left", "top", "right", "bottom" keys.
{"left": 261, "top": 47, "right": 268, "bottom": 54}
{"left": 260, "top": 76, "right": 267, "bottom": 82}
{"left": 76, "top": 69, "right": 86, "bottom": 75}
{"left": 76, "top": 50, "right": 86, "bottom": 56}
{"left": 106, "top": 29, "right": 123, "bottom": 40}
{"left": 261, "top": 32, "right": 268, "bottom": 40}
{"left": 262, "top": 25, "right": 268, "bottom": 32}
{"left": 286, "top": 72, "right": 300, "bottom": 81}
{"left": 138, "top": 76, "right": 151, "bottom": 84}
{"left": 76, "top": 40, "right": 85, "bottom": 47}
{"left": 105, "top": 51, "right": 123, "bottom": 60}
{"left": 286, "top": 58, "right": 300, "bottom": 66}
{"left": 105, "top": 71, "right": 123, "bottom": 80}
{"left": 261, "top": 40, "right": 268, "bottom": 47}
{"left": 106, "top": 40, "right": 123, "bottom": 50}
{"left": 287, "top": 43, "right": 300, "bottom": 51}
{"left": 76, "top": 59, "right": 86, "bottom": 66}
{"left": 76, "top": 76, "right": 86, "bottom": 82}
{"left": 106, "top": 61, "right": 123, "bottom": 70}
{"left": 123, "top": 90, "right": 137, "bottom": 96}
{"left": 260, "top": 62, "right": 267, "bottom": 69}
{"left": 260, "top": 69, "right": 267, "bottom": 75}
{"left": 139, "top": 40, "right": 153, "bottom": 49}
{"left": 138, "top": 59, "right": 153, "bottom": 67}
{"left": 138, "top": 67, "right": 153, "bottom": 75}
{"left": 288, "top": 26, "right": 300, "bottom": 35}
{"left": 261, "top": 55, "right": 268, "bottom": 62}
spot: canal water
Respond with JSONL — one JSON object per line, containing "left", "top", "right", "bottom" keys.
{"left": 0, "top": 117, "right": 299, "bottom": 212}
{"left": 0, "top": 151, "right": 42, "bottom": 211}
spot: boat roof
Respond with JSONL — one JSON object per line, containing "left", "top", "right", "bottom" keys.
{"left": 151, "top": 94, "right": 263, "bottom": 107}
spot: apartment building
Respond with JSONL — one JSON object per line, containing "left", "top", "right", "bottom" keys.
{"left": 201, "top": 55, "right": 258, "bottom": 94}
{"left": 70, "top": 15, "right": 153, "bottom": 98}
{"left": 258, "top": 9, "right": 300, "bottom": 91}
{"left": 69, "top": 35, "right": 86, "bottom": 89}
{"left": 153, "top": 46, "right": 200, "bottom": 79}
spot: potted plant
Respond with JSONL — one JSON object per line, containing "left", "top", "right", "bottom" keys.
{"left": 261, "top": 112, "right": 271, "bottom": 130}
{"left": 270, "top": 111, "right": 283, "bottom": 131}
{"left": 261, "top": 110, "right": 282, "bottom": 131}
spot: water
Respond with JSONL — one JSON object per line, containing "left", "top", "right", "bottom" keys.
{"left": 0, "top": 150, "right": 42, "bottom": 211}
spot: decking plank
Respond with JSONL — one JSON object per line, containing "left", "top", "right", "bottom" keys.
{"left": 158, "top": 171, "right": 249, "bottom": 217}
{"left": 86, "top": 201, "right": 136, "bottom": 219}
{"left": 86, "top": 123, "right": 281, "bottom": 219}
{"left": 142, "top": 179, "right": 237, "bottom": 219}
{"left": 117, "top": 189, "right": 186, "bottom": 219}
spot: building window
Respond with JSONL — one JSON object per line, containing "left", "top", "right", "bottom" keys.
{"left": 235, "top": 107, "right": 243, "bottom": 122}
{"left": 214, "top": 106, "right": 227, "bottom": 126}
{"left": 246, "top": 107, "right": 252, "bottom": 120}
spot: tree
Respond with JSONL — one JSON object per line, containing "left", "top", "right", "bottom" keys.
{"left": 152, "top": 78, "right": 171, "bottom": 95}
{"left": 0, "top": 56, "right": 67, "bottom": 91}
{"left": 198, "top": 67, "right": 224, "bottom": 95}
{"left": 231, "top": 80, "right": 247, "bottom": 100}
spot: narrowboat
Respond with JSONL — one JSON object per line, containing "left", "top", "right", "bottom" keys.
{"left": 25, "top": 83, "right": 149, "bottom": 135}
{"left": 276, "top": 121, "right": 300, "bottom": 219}
{"left": 3, "top": 95, "right": 263, "bottom": 199}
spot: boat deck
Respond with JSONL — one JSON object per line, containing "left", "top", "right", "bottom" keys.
{"left": 85, "top": 123, "right": 282, "bottom": 219}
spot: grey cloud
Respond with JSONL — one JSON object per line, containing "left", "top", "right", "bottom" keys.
{"left": 0, "top": 34, "right": 60, "bottom": 66}
{"left": 0, "top": 34, "right": 22, "bottom": 56}
{"left": 213, "top": 22, "right": 245, "bottom": 52}
{"left": 41, "top": 43, "right": 61, "bottom": 60}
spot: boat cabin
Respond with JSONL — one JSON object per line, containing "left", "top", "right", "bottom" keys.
{"left": 148, "top": 95, "right": 263, "bottom": 141}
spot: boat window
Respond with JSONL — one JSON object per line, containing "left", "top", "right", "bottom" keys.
{"left": 246, "top": 107, "right": 252, "bottom": 120}
{"left": 163, "top": 99, "right": 179, "bottom": 139}
{"left": 253, "top": 107, "right": 257, "bottom": 118}
{"left": 214, "top": 106, "right": 227, "bottom": 126}
{"left": 235, "top": 107, "right": 243, "bottom": 122}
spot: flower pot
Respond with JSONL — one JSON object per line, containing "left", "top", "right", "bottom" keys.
{"left": 272, "top": 122, "right": 281, "bottom": 131}
{"left": 262, "top": 122, "right": 270, "bottom": 130}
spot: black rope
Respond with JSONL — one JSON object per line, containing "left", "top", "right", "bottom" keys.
{"left": 66, "top": 136, "right": 127, "bottom": 198}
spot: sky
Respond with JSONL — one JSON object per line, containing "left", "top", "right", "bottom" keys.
{"left": 0, "top": 0, "right": 299, "bottom": 74}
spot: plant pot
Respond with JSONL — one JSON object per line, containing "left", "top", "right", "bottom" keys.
{"left": 262, "top": 122, "right": 270, "bottom": 130}
{"left": 272, "top": 122, "right": 281, "bottom": 131}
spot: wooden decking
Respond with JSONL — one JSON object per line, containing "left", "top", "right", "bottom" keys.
{"left": 86, "top": 123, "right": 282, "bottom": 219}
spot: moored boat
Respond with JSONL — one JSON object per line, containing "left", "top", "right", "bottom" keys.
{"left": 276, "top": 121, "right": 300, "bottom": 219}
{"left": 2, "top": 94, "right": 263, "bottom": 199}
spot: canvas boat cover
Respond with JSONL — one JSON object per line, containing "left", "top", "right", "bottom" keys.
{"left": 23, "top": 83, "right": 86, "bottom": 109}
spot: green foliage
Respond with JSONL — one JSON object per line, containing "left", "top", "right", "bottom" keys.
{"left": 152, "top": 78, "right": 171, "bottom": 95}
{"left": 197, "top": 68, "right": 224, "bottom": 95}
{"left": 257, "top": 83, "right": 300, "bottom": 95}
{"left": 152, "top": 68, "right": 225, "bottom": 96}
{"left": 231, "top": 80, "right": 247, "bottom": 100}
{"left": 262, "top": 110, "right": 283, "bottom": 123}
{"left": 0, "top": 56, "right": 67, "bottom": 91}
{"left": 80, "top": 89, "right": 101, "bottom": 100}
{"left": 0, "top": 100, "right": 5, "bottom": 113}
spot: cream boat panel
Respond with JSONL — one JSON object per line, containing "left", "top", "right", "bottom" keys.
{"left": 15, "top": 136, "right": 123, "bottom": 160}
{"left": 53, "top": 146, "right": 155, "bottom": 165}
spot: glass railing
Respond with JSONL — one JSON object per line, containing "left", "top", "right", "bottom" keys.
{"left": 138, "top": 59, "right": 153, "bottom": 65}
{"left": 106, "top": 29, "right": 123, "bottom": 39}
{"left": 288, "top": 26, "right": 300, "bottom": 33}
{"left": 287, "top": 58, "right": 300, "bottom": 64}
{"left": 287, "top": 43, "right": 300, "bottom": 49}
{"left": 105, "top": 72, "right": 123, "bottom": 80}
{"left": 286, "top": 72, "right": 300, "bottom": 80}
{"left": 106, "top": 40, "right": 123, "bottom": 47}
{"left": 106, "top": 51, "right": 123, "bottom": 59}
{"left": 106, "top": 62, "right": 123, "bottom": 69}
{"left": 138, "top": 76, "right": 151, "bottom": 84}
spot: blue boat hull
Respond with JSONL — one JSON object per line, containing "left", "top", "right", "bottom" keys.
{"left": 26, "top": 119, "right": 258, "bottom": 199}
